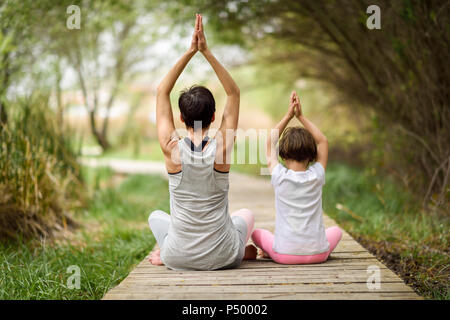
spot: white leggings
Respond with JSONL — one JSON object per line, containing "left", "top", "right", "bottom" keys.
{"left": 148, "top": 208, "right": 254, "bottom": 268}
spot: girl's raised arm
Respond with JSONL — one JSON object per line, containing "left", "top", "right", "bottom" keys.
{"left": 294, "top": 92, "right": 328, "bottom": 170}
{"left": 266, "top": 91, "right": 297, "bottom": 172}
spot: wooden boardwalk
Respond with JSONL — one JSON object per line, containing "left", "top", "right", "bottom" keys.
{"left": 103, "top": 171, "right": 420, "bottom": 300}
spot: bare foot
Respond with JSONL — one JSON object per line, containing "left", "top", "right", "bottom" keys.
{"left": 243, "top": 244, "right": 257, "bottom": 260}
{"left": 148, "top": 249, "right": 164, "bottom": 265}
{"left": 257, "top": 248, "right": 270, "bottom": 259}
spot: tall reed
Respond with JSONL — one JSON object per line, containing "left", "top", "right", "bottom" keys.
{"left": 0, "top": 94, "right": 84, "bottom": 241}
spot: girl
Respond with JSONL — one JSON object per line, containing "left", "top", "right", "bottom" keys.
{"left": 252, "top": 91, "right": 342, "bottom": 264}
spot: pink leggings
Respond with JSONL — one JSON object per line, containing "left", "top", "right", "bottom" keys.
{"left": 231, "top": 208, "right": 255, "bottom": 244}
{"left": 251, "top": 226, "right": 342, "bottom": 264}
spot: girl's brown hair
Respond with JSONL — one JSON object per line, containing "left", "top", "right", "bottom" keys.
{"left": 279, "top": 127, "right": 317, "bottom": 164}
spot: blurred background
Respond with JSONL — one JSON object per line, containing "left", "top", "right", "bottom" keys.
{"left": 0, "top": 0, "right": 448, "bottom": 299}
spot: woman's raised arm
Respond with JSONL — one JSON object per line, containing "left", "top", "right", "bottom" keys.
{"left": 156, "top": 15, "right": 200, "bottom": 155}
{"left": 197, "top": 14, "right": 240, "bottom": 170}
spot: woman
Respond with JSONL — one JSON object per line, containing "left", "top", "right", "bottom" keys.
{"left": 148, "top": 14, "right": 256, "bottom": 271}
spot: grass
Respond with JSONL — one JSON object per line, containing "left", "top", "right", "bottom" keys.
{"left": 322, "top": 163, "right": 449, "bottom": 299}
{"left": 98, "top": 139, "right": 163, "bottom": 162}
{"left": 0, "top": 168, "right": 170, "bottom": 299}
{"left": 0, "top": 95, "right": 83, "bottom": 241}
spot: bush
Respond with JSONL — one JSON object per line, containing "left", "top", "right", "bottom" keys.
{"left": 0, "top": 94, "right": 84, "bottom": 241}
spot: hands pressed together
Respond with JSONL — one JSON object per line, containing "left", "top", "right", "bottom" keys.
{"left": 188, "top": 13, "right": 304, "bottom": 122}
{"left": 190, "top": 14, "right": 208, "bottom": 54}
{"left": 287, "top": 91, "right": 302, "bottom": 119}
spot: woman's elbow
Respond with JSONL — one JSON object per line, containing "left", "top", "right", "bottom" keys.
{"left": 228, "top": 86, "right": 240, "bottom": 97}
{"left": 156, "top": 84, "right": 169, "bottom": 96}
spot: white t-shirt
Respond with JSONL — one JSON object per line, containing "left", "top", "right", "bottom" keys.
{"left": 271, "top": 162, "right": 329, "bottom": 255}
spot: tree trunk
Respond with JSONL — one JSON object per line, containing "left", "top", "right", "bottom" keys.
{"left": 0, "top": 101, "right": 7, "bottom": 127}
{"left": 89, "top": 110, "right": 110, "bottom": 151}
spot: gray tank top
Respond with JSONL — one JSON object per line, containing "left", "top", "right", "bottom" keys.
{"left": 160, "top": 137, "right": 240, "bottom": 270}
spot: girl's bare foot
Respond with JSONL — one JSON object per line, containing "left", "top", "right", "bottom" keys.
{"left": 148, "top": 249, "right": 164, "bottom": 265}
{"left": 243, "top": 244, "right": 257, "bottom": 260}
{"left": 257, "top": 248, "right": 270, "bottom": 259}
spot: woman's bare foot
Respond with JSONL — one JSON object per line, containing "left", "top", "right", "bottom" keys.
{"left": 243, "top": 244, "right": 257, "bottom": 260}
{"left": 257, "top": 248, "right": 270, "bottom": 259}
{"left": 148, "top": 249, "right": 164, "bottom": 265}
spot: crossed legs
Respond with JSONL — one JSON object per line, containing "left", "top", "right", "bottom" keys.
{"left": 147, "top": 208, "right": 257, "bottom": 266}
{"left": 251, "top": 226, "right": 342, "bottom": 264}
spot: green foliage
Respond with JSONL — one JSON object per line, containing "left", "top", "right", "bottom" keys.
{"left": 0, "top": 172, "right": 168, "bottom": 299}
{"left": 0, "top": 94, "right": 83, "bottom": 240}
{"left": 85, "top": 172, "right": 170, "bottom": 222}
{"left": 323, "top": 163, "right": 449, "bottom": 299}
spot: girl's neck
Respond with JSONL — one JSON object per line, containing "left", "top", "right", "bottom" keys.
{"left": 284, "top": 159, "right": 309, "bottom": 172}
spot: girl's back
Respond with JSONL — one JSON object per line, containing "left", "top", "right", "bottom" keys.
{"left": 271, "top": 162, "right": 329, "bottom": 255}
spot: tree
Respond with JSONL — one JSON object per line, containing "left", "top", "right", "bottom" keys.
{"left": 1, "top": 0, "right": 163, "bottom": 151}
{"left": 185, "top": 0, "right": 449, "bottom": 210}
{"left": 0, "top": 0, "right": 50, "bottom": 127}
{"left": 46, "top": 0, "right": 160, "bottom": 151}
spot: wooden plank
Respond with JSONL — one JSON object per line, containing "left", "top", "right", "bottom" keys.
{"left": 118, "top": 278, "right": 406, "bottom": 286}
{"left": 137, "top": 251, "right": 374, "bottom": 265}
{"left": 124, "top": 273, "right": 401, "bottom": 281}
{"left": 231, "top": 259, "right": 385, "bottom": 269}
{"left": 136, "top": 257, "right": 384, "bottom": 269}
{"left": 131, "top": 266, "right": 391, "bottom": 275}
{"left": 110, "top": 282, "right": 414, "bottom": 293}
{"left": 123, "top": 272, "right": 402, "bottom": 281}
{"left": 104, "top": 292, "right": 420, "bottom": 300}
{"left": 129, "top": 264, "right": 399, "bottom": 277}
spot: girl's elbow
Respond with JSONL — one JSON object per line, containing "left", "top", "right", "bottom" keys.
{"left": 319, "top": 136, "right": 328, "bottom": 145}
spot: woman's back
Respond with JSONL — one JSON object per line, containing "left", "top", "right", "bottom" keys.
{"left": 161, "top": 138, "right": 240, "bottom": 270}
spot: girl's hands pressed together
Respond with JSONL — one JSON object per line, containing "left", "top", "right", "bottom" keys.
{"left": 287, "top": 91, "right": 301, "bottom": 119}
{"left": 287, "top": 91, "right": 296, "bottom": 119}
{"left": 294, "top": 91, "right": 302, "bottom": 118}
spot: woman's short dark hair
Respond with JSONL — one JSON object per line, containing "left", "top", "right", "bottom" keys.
{"left": 279, "top": 127, "right": 317, "bottom": 164}
{"left": 178, "top": 85, "right": 215, "bottom": 129}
